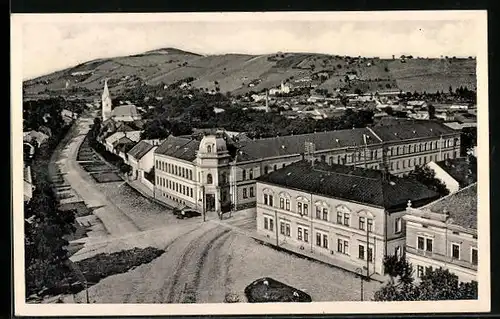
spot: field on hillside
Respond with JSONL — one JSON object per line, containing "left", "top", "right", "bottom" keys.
{"left": 23, "top": 49, "right": 477, "bottom": 96}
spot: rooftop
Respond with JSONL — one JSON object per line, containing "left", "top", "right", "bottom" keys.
{"left": 128, "top": 140, "right": 154, "bottom": 160}
{"left": 111, "top": 104, "right": 140, "bottom": 118}
{"left": 155, "top": 135, "right": 201, "bottom": 162}
{"left": 257, "top": 160, "right": 440, "bottom": 211}
{"left": 369, "top": 120, "right": 457, "bottom": 142}
{"left": 424, "top": 183, "right": 478, "bottom": 230}
{"left": 435, "top": 157, "right": 477, "bottom": 188}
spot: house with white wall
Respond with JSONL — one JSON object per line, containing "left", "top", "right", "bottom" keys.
{"left": 128, "top": 140, "right": 158, "bottom": 188}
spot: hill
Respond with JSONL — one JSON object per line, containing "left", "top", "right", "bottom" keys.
{"left": 23, "top": 49, "right": 476, "bottom": 98}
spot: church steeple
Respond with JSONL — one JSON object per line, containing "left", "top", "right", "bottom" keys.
{"left": 102, "top": 78, "right": 112, "bottom": 121}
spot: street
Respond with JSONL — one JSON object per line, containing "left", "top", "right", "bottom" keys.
{"left": 58, "top": 114, "right": 381, "bottom": 303}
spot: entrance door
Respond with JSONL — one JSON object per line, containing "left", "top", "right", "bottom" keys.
{"left": 205, "top": 194, "right": 216, "bottom": 212}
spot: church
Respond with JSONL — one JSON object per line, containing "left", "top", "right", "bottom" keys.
{"left": 102, "top": 79, "right": 142, "bottom": 122}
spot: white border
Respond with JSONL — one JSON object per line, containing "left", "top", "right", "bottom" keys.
{"left": 11, "top": 11, "right": 490, "bottom": 316}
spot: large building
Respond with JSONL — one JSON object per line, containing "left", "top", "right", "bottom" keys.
{"left": 152, "top": 121, "right": 461, "bottom": 212}
{"left": 403, "top": 183, "right": 478, "bottom": 283}
{"left": 255, "top": 160, "right": 440, "bottom": 275}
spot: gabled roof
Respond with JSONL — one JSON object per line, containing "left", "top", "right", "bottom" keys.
{"left": 111, "top": 104, "right": 140, "bottom": 118}
{"left": 155, "top": 136, "right": 201, "bottom": 162}
{"left": 257, "top": 160, "right": 440, "bottom": 211}
{"left": 369, "top": 120, "right": 457, "bottom": 142}
{"left": 435, "top": 157, "right": 476, "bottom": 187}
{"left": 424, "top": 183, "right": 477, "bottom": 230}
{"left": 236, "top": 128, "right": 380, "bottom": 162}
{"left": 128, "top": 140, "right": 154, "bottom": 160}
{"left": 112, "top": 136, "right": 134, "bottom": 148}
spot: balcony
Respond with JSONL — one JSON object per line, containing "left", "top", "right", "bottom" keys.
{"left": 406, "top": 246, "right": 478, "bottom": 271}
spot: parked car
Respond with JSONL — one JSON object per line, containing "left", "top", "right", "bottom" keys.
{"left": 176, "top": 208, "right": 201, "bottom": 219}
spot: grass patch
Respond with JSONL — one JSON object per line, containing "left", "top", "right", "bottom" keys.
{"left": 80, "top": 162, "right": 114, "bottom": 173}
{"left": 90, "top": 172, "right": 123, "bottom": 183}
{"left": 244, "top": 277, "right": 312, "bottom": 303}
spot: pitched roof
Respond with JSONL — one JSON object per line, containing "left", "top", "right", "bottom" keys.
{"left": 257, "top": 160, "right": 440, "bottom": 211}
{"left": 236, "top": 128, "right": 380, "bottom": 161}
{"left": 435, "top": 157, "right": 476, "bottom": 187}
{"left": 113, "top": 136, "right": 134, "bottom": 148}
{"left": 155, "top": 136, "right": 201, "bottom": 162}
{"left": 369, "top": 120, "right": 457, "bottom": 142}
{"left": 424, "top": 183, "right": 477, "bottom": 229}
{"left": 128, "top": 140, "right": 154, "bottom": 160}
{"left": 111, "top": 104, "right": 139, "bottom": 118}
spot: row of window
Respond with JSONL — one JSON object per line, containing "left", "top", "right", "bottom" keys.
{"left": 156, "top": 176, "right": 194, "bottom": 198}
{"left": 389, "top": 138, "right": 457, "bottom": 157}
{"left": 390, "top": 152, "right": 457, "bottom": 171}
{"left": 416, "top": 235, "right": 478, "bottom": 264}
{"left": 263, "top": 217, "right": 374, "bottom": 261}
{"left": 155, "top": 160, "right": 194, "bottom": 181}
{"left": 242, "top": 186, "right": 255, "bottom": 199}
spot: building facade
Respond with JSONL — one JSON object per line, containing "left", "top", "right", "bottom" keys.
{"left": 151, "top": 120, "right": 460, "bottom": 213}
{"left": 255, "top": 160, "right": 440, "bottom": 275}
{"left": 403, "top": 183, "right": 478, "bottom": 283}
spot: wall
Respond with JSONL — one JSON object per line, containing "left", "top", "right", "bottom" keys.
{"left": 426, "top": 161, "right": 460, "bottom": 193}
{"left": 256, "top": 182, "right": 388, "bottom": 275}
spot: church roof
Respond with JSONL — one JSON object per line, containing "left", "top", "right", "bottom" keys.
{"left": 111, "top": 105, "right": 140, "bottom": 118}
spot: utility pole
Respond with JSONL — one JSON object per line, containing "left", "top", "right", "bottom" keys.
{"left": 366, "top": 223, "right": 371, "bottom": 279}
{"left": 356, "top": 267, "right": 364, "bottom": 301}
{"left": 201, "top": 185, "right": 206, "bottom": 222}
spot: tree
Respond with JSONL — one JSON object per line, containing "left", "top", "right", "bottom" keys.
{"left": 383, "top": 107, "right": 394, "bottom": 116}
{"left": 407, "top": 165, "right": 450, "bottom": 197}
{"left": 374, "top": 256, "right": 478, "bottom": 301}
{"left": 460, "top": 127, "right": 477, "bottom": 156}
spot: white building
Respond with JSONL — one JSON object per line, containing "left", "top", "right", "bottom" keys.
{"left": 128, "top": 140, "right": 158, "bottom": 187}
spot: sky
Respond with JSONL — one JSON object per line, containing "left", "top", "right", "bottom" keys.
{"left": 15, "top": 12, "right": 485, "bottom": 80}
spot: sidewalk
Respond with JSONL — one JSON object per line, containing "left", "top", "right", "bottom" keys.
{"left": 126, "top": 179, "right": 177, "bottom": 210}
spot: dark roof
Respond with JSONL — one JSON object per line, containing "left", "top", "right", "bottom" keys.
{"left": 370, "top": 120, "right": 458, "bottom": 142}
{"left": 435, "top": 157, "right": 476, "bottom": 187}
{"left": 155, "top": 135, "right": 201, "bottom": 162}
{"left": 128, "top": 140, "right": 154, "bottom": 160}
{"left": 257, "top": 160, "right": 440, "bottom": 210}
{"left": 236, "top": 128, "right": 380, "bottom": 161}
{"left": 426, "top": 183, "right": 477, "bottom": 229}
{"left": 112, "top": 136, "right": 134, "bottom": 147}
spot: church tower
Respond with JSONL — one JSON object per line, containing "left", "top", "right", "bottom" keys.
{"left": 102, "top": 79, "right": 112, "bottom": 121}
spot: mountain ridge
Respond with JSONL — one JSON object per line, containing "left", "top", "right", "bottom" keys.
{"left": 23, "top": 47, "right": 477, "bottom": 98}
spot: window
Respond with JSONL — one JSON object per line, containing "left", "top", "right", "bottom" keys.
{"left": 280, "top": 221, "right": 291, "bottom": 237}
{"left": 343, "top": 213, "right": 350, "bottom": 226}
{"left": 264, "top": 217, "right": 274, "bottom": 231}
{"left": 303, "top": 203, "right": 309, "bottom": 216}
{"left": 207, "top": 145, "right": 212, "bottom": 153}
{"left": 472, "top": 248, "right": 478, "bottom": 265}
{"left": 452, "top": 243, "right": 460, "bottom": 259}
{"left": 280, "top": 222, "right": 286, "bottom": 235}
{"left": 282, "top": 163, "right": 286, "bottom": 168}
{"left": 337, "top": 239, "right": 349, "bottom": 254}
{"left": 285, "top": 199, "right": 290, "bottom": 210}
{"left": 337, "top": 211, "right": 343, "bottom": 224}
{"left": 269, "top": 218, "right": 274, "bottom": 231}
{"left": 367, "top": 218, "right": 373, "bottom": 232}
{"left": 285, "top": 223, "right": 290, "bottom": 236}
{"left": 264, "top": 194, "right": 269, "bottom": 205}
{"left": 182, "top": 167, "right": 185, "bottom": 178}
{"left": 316, "top": 233, "right": 322, "bottom": 246}
{"left": 417, "top": 265, "right": 424, "bottom": 277}
{"left": 190, "top": 188, "right": 193, "bottom": 197}
{"left": 264, "top": 166, "right": 269, "bottom": 174}
{"left": 322, "top": 208, "right": 328, "bottom": 221}
{"left": 395, "top": 246, "right": 401, "bottom": 258}
{"left": 395, "top": 218, "right": 402, "bottom": 233}
{"left": 242, "top": 169, "right": 246, "bottom": 180}
{"left": 243, "top": 188, "right": 248, "bottom": 199}
{"left": 280, "top": 198, "right": 285, "bottom": 209}
{"left": 417, "top": 236, "right": 425, "bottom": 250}
{"left": 207, "top": 173, "right": 213, "bottom": 184}
{"left": 358, "top": 245, "right": 365, "bottom": 259}
{"left": 323, "top": 234, "right": 328, "bottom": 249}
{"left": 249, "top": 169, "right": 253, "bottom": 179}
{"left": 426, "top": 238, "right": 433, "bottom": 252}
{"left": 396, "top": 161, "right": 400, "bottom": 170}
{"left": 298, "top": 227, "right": 303, "bottom": 240}
{"left": 268, "top": 195, "right": 274, "bottom": 207}
{"left": 249, "top": 187, "right": 254, "bottom": 197}
{"left": 273, "top": 164, "right": 278, "bottom": 171}
{"left": 221, "top": 172, "right": 227, "bottom": 184}
{"left": 298, "top": 202, "right": 302, "bottom": 214}
{"left": 175, "top": 166, "right": 178, "bottom": 175}
{"left": 264, "top": 217, "right": 268, "bottom": 230}
{"left": 304, "top": 229, "right": 309, "bottom": 242}
{"left": 189, "top": 170, "right": 192, "bottom": 180}
{"left": 316, "top": 207, "right": 321, "bottom": 219}
{"left": 359, "top": 217, "right": 366, "bottom": 230}
{"left": 367, "top": 247, "right": 373, "bottom": 262}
